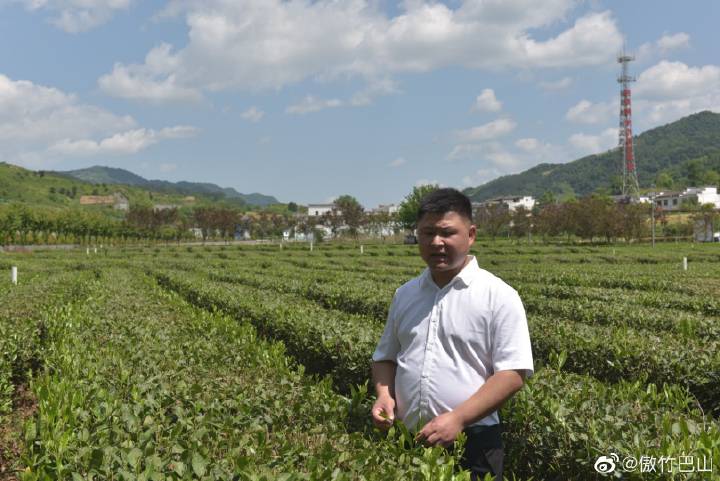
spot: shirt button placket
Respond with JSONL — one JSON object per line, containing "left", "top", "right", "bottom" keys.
{"left": 420, "top": 291, "right": 441, "bottom": 415}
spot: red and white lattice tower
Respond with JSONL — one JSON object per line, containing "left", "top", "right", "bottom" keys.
{"left": 618, "top": 51, "right": 640, "bottom": 200}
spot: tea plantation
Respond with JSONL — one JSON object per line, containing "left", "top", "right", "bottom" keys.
{"left": 1, "top": 242, "right": 718, "bottom": 480}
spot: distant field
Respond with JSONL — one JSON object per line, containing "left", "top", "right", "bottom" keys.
{"left": 1, "top": 242, "right": 718, "bottom": 480}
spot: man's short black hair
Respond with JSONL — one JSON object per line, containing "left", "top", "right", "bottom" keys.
{"left": 417, "top": 188, "right": 473, "bottom": 223}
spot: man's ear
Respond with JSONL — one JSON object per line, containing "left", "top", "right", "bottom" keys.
{"left": 468, "top": 223, "right": 477, "bottom": 242}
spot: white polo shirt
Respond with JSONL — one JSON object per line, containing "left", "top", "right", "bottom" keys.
{"left": 372, "top": 256, "right": 533, "bottom": 430}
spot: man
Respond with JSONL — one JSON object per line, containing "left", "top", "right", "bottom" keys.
{"left": 371, "top": 188, "right": 533, "bottom": 480}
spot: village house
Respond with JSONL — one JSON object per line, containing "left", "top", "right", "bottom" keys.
{"left": 153, "top": 204, "right": 180, "bottom": 211}
{"left": 473, "top": 195, "right": 535, "bottom": 212}
{"left": 370, "top": 203, "right": 400, "bottom": 215}
{"left": 654, "top": 186, "right": 720, "bottom": 211}
{"left": 307, "top": 203, "right": 336, "bottom": 217}
{"left": 79, "top": 192, "right": 129, "bottom": 211}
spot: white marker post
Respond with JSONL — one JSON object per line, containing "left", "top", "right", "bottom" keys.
{"left": 683, "top": 257, "right": 688, "bottom": 271}
{"left": 310, "top": 241, "right": 314, "bottom": 252}
{"left": 86, "top": 247, "right": 90, "bottom": 256}
{"left": 360, "top": 245, "right": 364, "bottom": 254}
{"left": 94, "top": 247, "right": 97, "bottom": 254}
{"left": 11, "top": 266, "right": 17, "bottom": 285}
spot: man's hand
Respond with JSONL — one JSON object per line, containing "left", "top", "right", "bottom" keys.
{"left": 415, "top": 411, "right": 464, "bottom": 447}
{"left": 371, "top": 395, "right": 396, "bottom": 430}
{"left": 371, "top": 361, "right": 397, "bottom": 430}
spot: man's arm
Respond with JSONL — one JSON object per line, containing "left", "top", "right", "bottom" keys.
{"left": 416, "top": 369, "right": 525, "bottom": 446}
{"left": 371, "top": 360, "right": 397, "bottom": 430}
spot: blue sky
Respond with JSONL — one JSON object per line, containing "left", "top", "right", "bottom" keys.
{"left": 1, "top": 0, "right": 718, "bottom": 207}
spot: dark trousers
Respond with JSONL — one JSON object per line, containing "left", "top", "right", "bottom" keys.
{"left": 457, "top": 424, "right": 504, "bottom": 481}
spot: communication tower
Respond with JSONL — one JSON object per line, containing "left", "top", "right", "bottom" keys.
{"left": 618, "top": 51, "right": 640, "bottom": 200}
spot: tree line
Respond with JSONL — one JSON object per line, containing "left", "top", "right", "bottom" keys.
{"left": 1, "top": 190, "right": 717, "bottom": 246}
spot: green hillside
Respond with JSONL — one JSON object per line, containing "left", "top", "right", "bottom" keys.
{"left": 464, "top": 111, "right": 720, "bottom": 201}
{"left": 59, "top": 166, "right": 278, "bottom": 206}
{"left": 59, "top": 165, "right": 148, "bottom": 185}
{"left": 0, "top": 163, "right": 238, "bottom": 215}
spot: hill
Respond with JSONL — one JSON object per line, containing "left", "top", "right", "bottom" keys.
{"left": 59, "top": 166, "right": 278, "bottom": 206}
{"left": 463, "top": 111, "right": 720, "bottom": 201}
{"left": 0, "top": 163, "right": 201, "bottom": 215}
{"left": 0, "top": 162, "right": 282, "bottom": 216}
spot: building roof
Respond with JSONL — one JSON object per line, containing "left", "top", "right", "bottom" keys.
{"left": 654, "top": 191, "right": 684, "bottom": 199}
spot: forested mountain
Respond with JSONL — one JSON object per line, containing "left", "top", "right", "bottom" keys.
{"left": 463, "top": 111, "right": 720, "bottom": 201}
{"left": 0, "top": 162, "right": 280, "bottom": 213}
{"left": 58, "top": 166, "right": 278, "bottom": 206}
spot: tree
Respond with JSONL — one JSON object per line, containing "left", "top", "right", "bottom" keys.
{"left": 535, "top": 191, "right": 557, "bottom": 210}
{"left": 655, "top": 171, "right": 674, "bottom": 189}
{"left": 475, "top": 205, "right": 510, "bottom": 239}
{"left": 704, "top": 170, "right": 720, "bottom": 186}
{"left": 214, "top": 208, "right": 239, "bottom": 241}
{"left": 397, "top": 184, "right": 439, "bottom": 231}
{"left": 569, "top": 195, "right": 621, "bottom": 242}
{"left": 535, "top": 203, "right": 562, "bottom": 241}
{"left": 692, "top": 204, "right": 719, "bottom": 241}
{"left": 321, "top": 210, "right": 343, "bottom": 238}
{"left": 617, "top": 203, "right": 648, "bottom": 241}
{"left": 193, "top": 207, "right": 215, "bottom": 241}
{"left": 510, "top": 206, "right": 532, "bottom": 241}
{"left": 365, "top": 210, "right": 393, "bottom": 241}
{"left": 334, "top": 195, "right": 364, "bottom": 238}
{"left": 687, "top": 159, "right": 704, "bottom": 186}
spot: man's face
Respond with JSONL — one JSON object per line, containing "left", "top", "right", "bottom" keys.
{"left": 416, "top": 211, "right": 476, "bottom": 274}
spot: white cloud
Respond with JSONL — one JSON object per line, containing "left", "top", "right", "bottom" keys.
{"left": 447, "top": 144, "right": 484, "bottom": 161}
{"left": 472, "top": 89, "right": 502, "bottom": 112}
{"left": 560, "top": 60, "right": 720, "bottom": 132}
{"left": 456, "top": 134, "right": 574, "bottom": 188}
{"left": 630, "top": 61, "right": 720, "bottom": 125}
{"left": 241, "top": 106, "right": 264, "bottom": 123}
{"left": 635, "top": 61, "right": 720, "bottom": 100}
{"left": 350, "top": 77, "right": 400, "bottom": 106}
{"left": 388, "top": 157, "right": 407, "bottom": 167}
{"left": 286, "top": 95, "right": 343, "bottom": 115}
{"left": 49, "top": 126, "right": 197, "bottom": 156}
{"left": 637, "top": 32, "right": 690, "bottom": 61}
{"left": 457, "top": 118, "right": 516, "bottom": 142}
{"left": 565, "top": 99, "right": 615, "bottom": 124}
{"left": 98, "top": 44, "right": 203, "bottom": 103}
{"left": 0, "top": 74, "right": 196, "bottom": 167}
{"left": 521, "top": 11, "right": 621, "bottom": 67}
{"left": 447, "top": 141, "right": 523, "bottom": 166}
{"left": 486, "top": 148, "right": 520, "bottom": 168}
{"left": 568, "top": 128, "right": 617, "bottom": 156}
{"left": 515, "top": 138, "right": 539, "bottom": 152}
{"left": 0, "top": 74, "right": 135, "bottom": 143}
{"left": 657, "top": 32, "right": 690, "bottom": 52}
{"left": 100, "top": 1, "right": 621, "bottom": 101}
{"left": 462, "top": 168, "right": 506, "bottom": 187}
{"left": 539, "top": 77, "right": 573, "bottom": 91}
{"left": 10, "top": 0, "right": 133, "bottom": 32}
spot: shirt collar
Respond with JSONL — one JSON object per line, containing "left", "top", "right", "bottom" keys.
{"left": 421, "top": 255, "right": 480, "bottom": 290}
